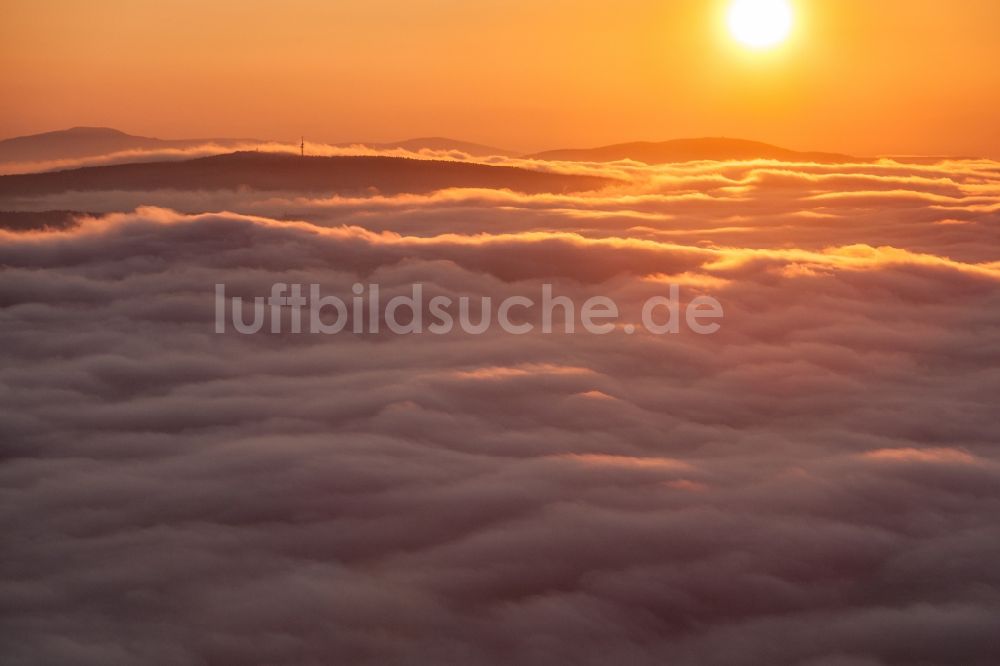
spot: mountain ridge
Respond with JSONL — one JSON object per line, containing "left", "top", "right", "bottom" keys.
{"left": 2, "top": 128, "right": 871, "bottom": 167}
{"left": 0, "top": 126, "right": 259, "bottom": 164}
{"left": 0, "top": 151, "right": 616, "bottom": 198}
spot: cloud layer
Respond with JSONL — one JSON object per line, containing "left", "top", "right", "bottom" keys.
{"left": 2, "top": 155, "right": 999, "bottom": 665}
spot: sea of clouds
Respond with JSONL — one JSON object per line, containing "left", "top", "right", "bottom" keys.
{"left": 2, "top": 151, "right": 999, "bottom": 665}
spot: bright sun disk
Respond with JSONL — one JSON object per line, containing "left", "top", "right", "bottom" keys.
{"left": 727, "top": 0, "right": 793, "bottom": 49}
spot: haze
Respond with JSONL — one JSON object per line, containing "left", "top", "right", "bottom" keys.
{"left": 4, "top": 2, "right": 1000, "bottom": 664}
{"left": 2, "top": 0, "right": 1000, "bottom": 156}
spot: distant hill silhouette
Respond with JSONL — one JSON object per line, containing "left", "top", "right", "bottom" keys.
{"left": 0, "top": 127, "right": 257, "bottom": 165}
{"left": 0, "top": 128, "right": 866, "bottom": 174}
{"left": 345, "top": 137, "right": 513, "bottom": 157}
{"left": 528, "top": 137, "right": 860, "bottom": 164}
{"left": 0, "top": 151, "right": 616, "bottom": 198}
{"left": 0, "top": 128, "right": 514, "bottom": 167}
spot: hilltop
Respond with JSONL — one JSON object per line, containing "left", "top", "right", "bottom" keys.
{"left": 0, "top": 151, "right": 616, "bottom": 198}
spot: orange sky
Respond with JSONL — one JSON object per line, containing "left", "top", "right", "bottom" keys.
{"left": 2, "top": 0, "right": 999, "bottom": 156}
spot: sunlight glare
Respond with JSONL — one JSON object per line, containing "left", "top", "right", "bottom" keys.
{"left": 727, "top": 0, "right": 793, "bottom": 49}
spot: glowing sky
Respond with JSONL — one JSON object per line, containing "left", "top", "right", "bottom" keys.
{"left": 2, "top": 0, "right": 999, "bottom": 155}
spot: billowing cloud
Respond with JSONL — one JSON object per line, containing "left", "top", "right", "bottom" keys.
{"left": 2, "top": 155, "right": 999, "bottom": 666}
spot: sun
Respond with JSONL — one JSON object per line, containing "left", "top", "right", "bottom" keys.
{"left": 727, "top": 0, "right": 793, "bottom": 49}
